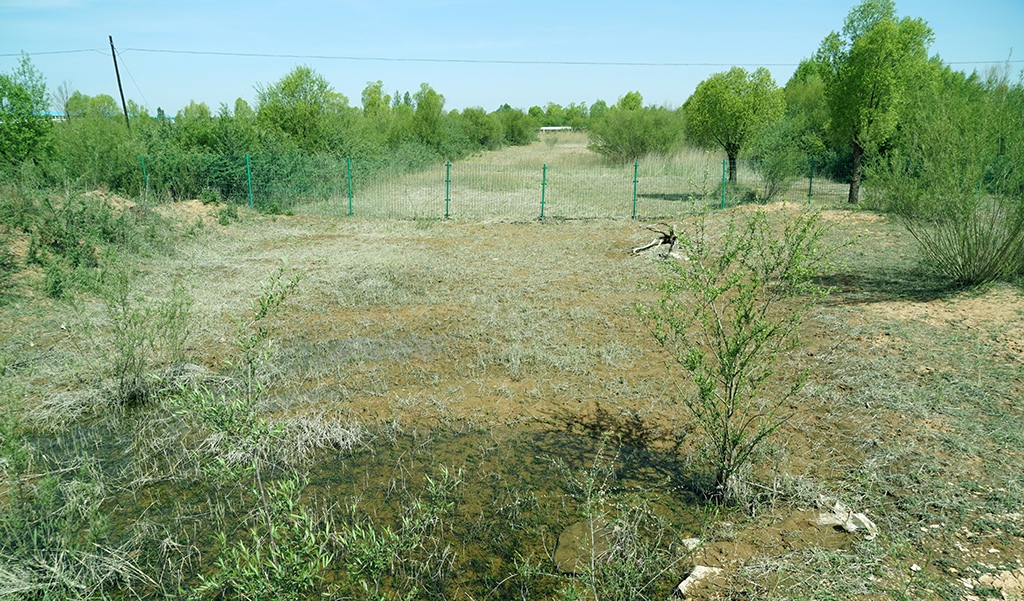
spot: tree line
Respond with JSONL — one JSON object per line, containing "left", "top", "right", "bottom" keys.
{"left": 2, "top": 0, "right": 1022, "bottom": 212}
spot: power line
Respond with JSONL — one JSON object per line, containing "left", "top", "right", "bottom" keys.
{"left": 118, "top": 47, "right": 1024, "bottom": 67}
{"left": 115, "top": 50, "right": 151, "bottom": 113}
{"left": 120, "top": 47, "right": 799, "bottom": 67}
{"left": 6, "top": 46, "right": 1020, "bottom": 67}
{"left": 0, "top": 49, "right": 105, "bottom": 57}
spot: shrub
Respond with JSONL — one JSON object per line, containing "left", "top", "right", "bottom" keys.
{"left": 746, "top": 121, "right": 803, "bottom": 203}
{"left": 588, "top": 95, "right": 682, "bottom": 163}
{"left": 217, "top": 204, "right": 238, "bottom": 225}
{"left": 871, "top": 68, "right": 1024, "bottom": 286}
{"left": 638, "top": 209, "right": 832, "bottom": 501}
{"left": 102, "top": 271, "right": 193, "bottom": 405}
{"left": 198, "top": 187, "right": 222, "bottom": 205}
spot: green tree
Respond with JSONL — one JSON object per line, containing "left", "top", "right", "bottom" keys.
{"left": 255, "top": 65, "right": 352, "bottom": 154}
{"left": 458, "top": 107, "right": 503, "bottom": 150}
{"left": 565, "top": 101, "right": 590, "bottom": 130}
{"left": 0, "top": 53, "right": 52, "bottom": 166}
{"left": 494, "top": 104, "right": 537, "bottom": 146}
{"left": 816, "top": 0, "right": 933, "bottom": 203}
{"left": 870, "top": 64, "right": 1024, "bottom": 285}
{"left": 588, "top": 92, "right": 682, "bottom": 162}
{"left": 65, "top": 92, "right": 120, "bottom": 119}
{"left": 412, "top": 83, "right": 446, "bottom": 153}
{"left": 176, "top": 100, "right": 217, "bottom": 151}
{"left": 684, "top": 67, "right": 785, "bottom": 183}
{"left": 783, "top": 58, "right": 831, "bottom": 158}
{"left": 543, "top": 102, "right": 566, "bottom": 126}
{"left": 361, "top": 80, "right": 391, "bottom": 120}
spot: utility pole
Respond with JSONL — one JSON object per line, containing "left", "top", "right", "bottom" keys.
{"left": 108, "top": 35, "right": 130, "bottom": 130}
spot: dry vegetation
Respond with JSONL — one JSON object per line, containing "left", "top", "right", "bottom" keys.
{"left": 1, "top": 137, "right": 1022, "bottom": 600}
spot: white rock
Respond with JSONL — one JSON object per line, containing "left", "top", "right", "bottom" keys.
{"left": 681, "top": 538, "right": 702, "bottom": 552}
{"left": 676, "top": 565, "right": 722, "bottom": 598}
{"left": 811, "top": 499, "right": 879, "bottom": 540}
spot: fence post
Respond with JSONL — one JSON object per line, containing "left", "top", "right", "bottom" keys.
{"left": 141, "top": 156, "right": 148, "bottom": 201}
{"left": 346, "top": 157, "right": 354, "bottom": 216}
{"left": 807, "top": 157, "right": 815, "bottom": 199}
{"left": 245, "top": 154, "right": 253, "bottom": 209}
{"left": 632, "top": 161, "right": 639, "bottom": 219}
{"left": 721, "top": 159, "right": 727, "bottom": 209}
{"left": 539, "top": 164, "right": 547, "bottom": 220}
{"left": 445, "top": 161, "right": 451, "bottom": 219}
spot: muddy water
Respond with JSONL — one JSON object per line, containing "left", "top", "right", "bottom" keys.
{"left": 24, "top": 420, "right": 705, "bottom": 598}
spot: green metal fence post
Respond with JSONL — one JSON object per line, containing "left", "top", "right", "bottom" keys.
{"left": 540, "top": 163, "right": 547, "bottom": 220}
{"left": 721, "top": 159, "right": 727, "bottom": 209}
{"left": 141, "top": 156, "right": 148, "bottom": 200}
{"left": 245, "top": 153, "right": 253, "bottom": 209}
{"left": 346, "top": 157, "right": 354, "bottom": 216}
{"left": 445, "top": 161, "right": 451, "bottom": 219}
{"left": 807, "top": 157, "right": 815, "bottom": 199}
{"left": 632, "top": 161, "right": 639, "bottom": 219}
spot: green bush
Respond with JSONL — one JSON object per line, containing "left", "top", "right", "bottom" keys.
{"left": 871, "top": 68, "right": 1024, "bottom": 286}
{"left": 746, "top": 121, "right": 803, "bottom": 203}
{"left": 217, "top": 204, "right": 238, "bottom": 225}
{"left": 639, "top": 210, "right": 832, "bottom": 501}
{"left": 198, "top": 187, "right": 222, "bottom": 205}
{"left": 588, "top": 95, "right": 682, "bottom": 163}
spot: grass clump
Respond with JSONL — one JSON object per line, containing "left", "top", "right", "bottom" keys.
{"left": 0, "top": 424, "right": 153, "bottom": 599}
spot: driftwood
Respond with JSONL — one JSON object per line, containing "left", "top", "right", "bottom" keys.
{"left": 632, "top": 223, "right": 678, "bottom": 256}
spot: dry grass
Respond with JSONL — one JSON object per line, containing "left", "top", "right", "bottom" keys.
{"left": 1, "top": 135, "right": 1022, "bottom": 599}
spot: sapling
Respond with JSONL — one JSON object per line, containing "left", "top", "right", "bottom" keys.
{"left": 639, "top": 209, "right": 831, "bottom": 502}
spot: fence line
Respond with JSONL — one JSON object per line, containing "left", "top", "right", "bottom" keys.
{"left": 139, "top": 154, "right": 852, "bottom": 220}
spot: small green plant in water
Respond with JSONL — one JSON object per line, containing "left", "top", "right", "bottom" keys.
{"left": 192, "top": 476, "right": 338, "bottom": 601}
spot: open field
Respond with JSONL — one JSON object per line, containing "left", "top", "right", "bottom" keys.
{"left": 1, "top": 137, "right": 1023, "bottom": 599}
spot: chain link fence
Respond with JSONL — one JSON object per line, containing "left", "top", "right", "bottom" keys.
{"left": 140, "top": 153, "right": 852, "bottom": 220}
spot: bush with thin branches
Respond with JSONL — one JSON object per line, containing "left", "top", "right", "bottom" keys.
{"left": 639, "top": 209, "right": 832, "bottom": 501}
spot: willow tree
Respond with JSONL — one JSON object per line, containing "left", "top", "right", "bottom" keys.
{"left": 255, "top": 65, "right": 352, "bottom": 154}
{"left": 684, "top": 67, "right": 784, "bottom": 183}
{"left": 817, "top": 0, "right": 933, "bottom": 203}
{"left": 0, "top": 53, "right": 51, "bottom": 167}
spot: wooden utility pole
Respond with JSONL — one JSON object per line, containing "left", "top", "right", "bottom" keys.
{"left": 108, "top": 35, "right": 130, "bottom": 129}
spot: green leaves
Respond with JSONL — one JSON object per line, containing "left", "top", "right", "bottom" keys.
{"left": 639, "top": 209, "right": 832, "bottom": 501}
{"left": 255, "top": 65, "right": 353, "bottom": 154}
{"left": 587, "top": 91, "right": 683, "bottom": 163}
{"left": 870, "top": 65, "right": 1024, "bottom": 285}
{"left": 0, "top": 54, "right": 52, "bottom": 167}
{"left": 816, "top": 0, "right": 934, "bottom": 201}
{"left": 684, "top": 67, "right": 785, "bottom": 181}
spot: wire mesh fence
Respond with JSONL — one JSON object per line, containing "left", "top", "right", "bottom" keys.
{"left": 140, "top": 153, "right": 853, "bottom": 220}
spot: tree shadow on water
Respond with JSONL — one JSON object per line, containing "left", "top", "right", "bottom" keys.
{"left": 534, "top": 404, "right": 710, "bottom": 505}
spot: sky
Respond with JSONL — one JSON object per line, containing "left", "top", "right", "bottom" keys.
{"left": 2, "top": 0, "right": 1022, "bottom": 115}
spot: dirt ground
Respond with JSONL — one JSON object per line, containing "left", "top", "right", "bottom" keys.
{"left": 4, "top": 179, "right": 1023, "bottom": 598}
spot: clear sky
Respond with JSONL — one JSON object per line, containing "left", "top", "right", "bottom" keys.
{"left": 2, "top": 0, "right": 1022, "bottom": 115}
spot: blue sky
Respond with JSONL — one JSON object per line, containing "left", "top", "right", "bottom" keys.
{"left": 2, "top": 0, "right": 1022, "bottom": 115}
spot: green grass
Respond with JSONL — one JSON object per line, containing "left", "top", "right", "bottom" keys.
{"left": 1, "top": 134, "right": 1022, "bottom": 599}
